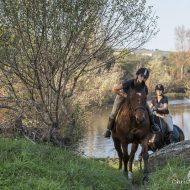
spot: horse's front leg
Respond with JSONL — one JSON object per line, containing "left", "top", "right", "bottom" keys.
{"left": 141, "top": 138, "right": 149, "bottom": 184}
{"left": 113, "top": 137, "right": 123, "bottom": 172}
{"left": 128, "top": 143, "right": 138, "bottom": 180}
{"left": 121, "top": 143, "right": 129, "bottom": 177}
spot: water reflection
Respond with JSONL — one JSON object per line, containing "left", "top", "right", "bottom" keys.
{"left": 78, "top": 99, "right": 190, "bottom": 159}
{"left": 171, "top": 104, "right": 190, "bottom": 140}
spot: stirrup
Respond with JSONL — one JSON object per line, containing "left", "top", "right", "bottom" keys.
{"left": 152, "top": 124, "right": 160, "bottom": 133}
{"left": 169, "top": 132, "right": 175, "bottom": 144}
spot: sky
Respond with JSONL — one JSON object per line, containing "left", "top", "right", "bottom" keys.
{"left": 143, "top": 0, "right": 190, "bottom": 51}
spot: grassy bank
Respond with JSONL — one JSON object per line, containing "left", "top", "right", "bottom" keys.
{"left": 0, "top": 138, "right": 189, "bottom": 190}
{"left": 147, "top": 159, "right": 190, "bottom": 190}
{"left": 101, "top": 158, "right": 190, "bottom": 190}
{"left": 0, "top": 138, "right": 127, "bottom": 190}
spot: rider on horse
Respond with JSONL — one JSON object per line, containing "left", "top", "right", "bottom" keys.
{"left": 104, "top": 67, "right": 160, "bottom": 138}
{"left": 149, "top": 84, "right": 175, "bottom": 143}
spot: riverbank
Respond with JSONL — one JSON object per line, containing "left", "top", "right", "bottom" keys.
{"left": 0, "top": 138, "right": 127, "bottom": 190}
{"left": 1, "top": 138, "right": 189, "bottom": 190}
{"left": 147, "top": 158, "right": 190, "bottom": 190}
{"left": 87, "top": 92, "right": 188, "bottom": 109}
{"left": 162, "top": 92, "right": 187, "bottom": 99}
{"left": 100, "top": 157, "right": 190, "bottom": 190}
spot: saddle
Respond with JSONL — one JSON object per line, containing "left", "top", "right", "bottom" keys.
{"left": 153, "top": 114, "right": 179, "bottom": 141}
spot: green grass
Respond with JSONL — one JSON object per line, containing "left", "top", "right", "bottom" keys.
{"left": 147, "top": 159, "right": 190, "bottom": 190}
{"left": 0, "top": 138, "right": 127, "bottom": 190}
{"left": 101, "top": 158, "right": 142, "bottom": 185}
{"left": 100, "top": 158, "right": 190, "bottom": 190}
{"left": 0, "top": 138, "right": 189, "bottom": 190}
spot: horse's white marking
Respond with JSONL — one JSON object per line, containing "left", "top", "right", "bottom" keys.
{"left": 119, "top": 169, "right": 123, "bottom": 176}
{"left": 128, "top": 171, "right": 133, "bottom": 180}
{"left": 136, "top": 92, "right": 141, "bottom": 96}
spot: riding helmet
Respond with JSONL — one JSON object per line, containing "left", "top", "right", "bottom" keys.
{"left": 136, "top": 67, "right": 149, "bottom": 79}
{"left": 155, "top": 84, "right": 164, "bottom": 91}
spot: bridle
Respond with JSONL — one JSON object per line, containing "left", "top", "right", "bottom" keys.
{"left": 128, "top": 90, "right": 146, "bottom": 115}
{"left": 134, "top": 106, "right": 146, "bottom": 112}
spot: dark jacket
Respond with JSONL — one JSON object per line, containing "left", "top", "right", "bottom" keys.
{"left": 122, "top": 79, "right": 148, "bottom": 95}
{"left": 151, "top": 95, "right": 169, "bottom": 114}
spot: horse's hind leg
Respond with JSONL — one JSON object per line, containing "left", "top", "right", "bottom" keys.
{"left": 174, "top": 125, "right": 185, "bottom": 142}
{"left": 128, "top": 143, "right": 138, "bottom": 179}
{"left": 113, "top": 138, "right": 123, "bottom": 171}
{"left": 121, "top": 142, "right": 129, "bottom": 177}
{"left": 141, "top": 138, "right": 149, "bottom": 185}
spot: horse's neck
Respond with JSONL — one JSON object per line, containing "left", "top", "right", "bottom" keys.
{"left": 132, "top": 81, "right": 146, "bottom": 92}
{"left": 120, "top": 99, "right": 134, "bottom": 119}
{"left": 123, "top": 98, "right": 131, "bottom": 109}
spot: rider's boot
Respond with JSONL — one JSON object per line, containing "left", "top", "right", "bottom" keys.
{"left": 149, "top": 114, "right": 160, "bottom": 132}
{"left": 104, "top": 117, "right": 115, "bottom": 138}
{"left": 146, "top": 104, "right": 160, "bottom": 133}
{"left": 169, "top": 131, "right": 175, "bottom": 144}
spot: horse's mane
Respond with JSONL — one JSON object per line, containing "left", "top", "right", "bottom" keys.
{"left": 123, "top": 80, "right": 146, "bottom": 107}
{"left": 131, "top": 80, "right": 146, "bottom": 92}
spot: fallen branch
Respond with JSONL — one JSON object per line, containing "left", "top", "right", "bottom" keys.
{"left": 23, "top": 134, "right": 36, "bottom": 144}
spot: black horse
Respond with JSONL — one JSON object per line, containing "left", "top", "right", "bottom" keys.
{"left": 147, "top": 114, "right": 185, "bottom": 151}
{"left": 138, "top": 114, "right": 185, "bottom": 179}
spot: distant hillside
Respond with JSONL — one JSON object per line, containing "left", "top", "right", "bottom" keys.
{"left": 134, "top": 48, "right": 171, "bottom": 57}
{"left": 114, "top": 48, "right": 172, "bottom": 57}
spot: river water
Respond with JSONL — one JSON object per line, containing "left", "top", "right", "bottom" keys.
{"left": 78, "top": 98, "right": 190, "bottom": 159}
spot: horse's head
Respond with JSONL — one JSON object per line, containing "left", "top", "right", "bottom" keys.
{"left": 127, "top": 87, "right": 147, "bottom": 124}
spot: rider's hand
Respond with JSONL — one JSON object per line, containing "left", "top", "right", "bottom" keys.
{"left": 123, "top": 94, "right": 128, "bottom": 98}
{"left": 119, "top": 91, "right": 128, "bottom": 98}
{"left": 152, "top": 106, "right": 158, "bottom": 112}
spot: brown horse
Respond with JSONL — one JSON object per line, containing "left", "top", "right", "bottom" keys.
{"left": 112, "top": 83, "right": 151, "bottom": 183}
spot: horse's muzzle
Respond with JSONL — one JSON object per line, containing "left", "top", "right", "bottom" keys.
{"left": 136, "top": 117, "right": 145, "bottom": 124}
{"left": 135, "top": 114, "right": 145, "bottom": 124}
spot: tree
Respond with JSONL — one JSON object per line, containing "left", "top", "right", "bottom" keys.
{"left": 174, "top": 26, "right": 190, "bottom": 80}
{"left": 146, "top": 54, "right": 172, "bottom": 93}
{"left": 0, "top": 0, "right": 157, "bottom": 131}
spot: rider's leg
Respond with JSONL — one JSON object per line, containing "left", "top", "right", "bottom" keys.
{"left": 163, "top": 114, "right": 175, "bottom": 143}
{"left": 146, "top": 103, "right": 160, "bottom": 132}
{"left": 104, "top": 95, "right": 125, "bottom": 138}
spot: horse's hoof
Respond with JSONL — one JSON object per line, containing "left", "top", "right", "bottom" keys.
{"left": 119, "top": 169, "right": 123, "bottom": 176}
{"left": 142, "top": 176, "right": 149, "bottom": 185}
{"left": 128, "top": 171, "right": 133, "bottom": 180}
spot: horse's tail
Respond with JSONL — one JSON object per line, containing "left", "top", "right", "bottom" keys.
{"left": 173, "top": 124, "right": 185, "bottom": 142}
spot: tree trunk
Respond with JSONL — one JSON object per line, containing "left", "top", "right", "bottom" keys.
{"left": 181, "top": 64, "right": 184, "bottom": 80}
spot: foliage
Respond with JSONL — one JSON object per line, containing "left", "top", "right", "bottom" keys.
{"left": 73, "top": 65, "right": 123, "bottom": 107}
{"left": 74, "top": 52, "right": 150, "bottom": 107}
{"left": 73, "top": 48, "right": 189, "bottom": 108}
{"left": 0, "top": 0, "right": 158, "bottom": 130}
{"left": 172, "top": 26, "right": 190, "bottom": 94}
{"left": 146, "top": 54, "right": 173, "bottom": 93}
